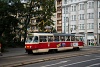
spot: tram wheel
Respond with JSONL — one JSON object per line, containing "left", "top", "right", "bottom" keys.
{"left": 73, "top": 47, "right": 80, "bottom": 51}
{"left": 48, "top": 49, "right": 57, "bottom": 53}
{"left": 27, "top": 50, "right": 33, "bottom": 54}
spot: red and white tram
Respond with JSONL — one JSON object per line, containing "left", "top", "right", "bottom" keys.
{"left": 25, "top": 33, "right": 84, "bottom": 54}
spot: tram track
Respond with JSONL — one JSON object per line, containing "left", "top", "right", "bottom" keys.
{"left": 0, "top": 49, "right": 100, "bottom": 67}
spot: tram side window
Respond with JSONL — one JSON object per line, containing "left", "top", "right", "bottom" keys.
{"left": 25, "top": 37, "right": 33, "bottom": 43}
{"left": 39, "top": 36, "right": 47, "bottom": 42}
{"left": 75, "top": 37, "right": 79, "bottom": 41}
{"left": 74, "top": 36, "right": 83, "bottom": 41}
{"left": 54, "top": 36, "right": 59, "bottom": 41}
{"left": 60, "top": 36, "right": 65, "bottom": 41}
{"left": 66, "top": 36, "right": 70, "bottom": 41}
{"left": 80, "top": 37, "right": 83, "bottom": 41}
{"left": 33, "top": 36, "right": 38, "bottom": 42}
{"left": 71, "top": 36, "right": 75, "bottom": 41}
{"left": 48, "top": 36, "right": 54, "bottom": 42}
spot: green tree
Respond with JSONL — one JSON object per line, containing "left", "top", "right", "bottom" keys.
{"left": 0, "top": 0, "right": 25, "bottom": 49}
{"left": 36, "top": 0, "right": 56, "bottom": 32}
{"left": 22, "top": 0, "right": 56, "bottom": 42}
{"left": 0, "top": 0, "right": 56, "bottom": 50}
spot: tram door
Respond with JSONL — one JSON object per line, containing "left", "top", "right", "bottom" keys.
{"left": 87, "top": 39, "right": 94, "bottom": 46}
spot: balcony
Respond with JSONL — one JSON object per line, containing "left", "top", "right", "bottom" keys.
{"left": 57, "top": 3, "right": 61, "bottom": 7}
{"left": 57, "top": 17, "right": 62, "bottom": 20}
{"left": 57, "top": 10, "right": 61, "bottom": 13}
{"left": 57, "top": 24, "right": 62, "bottom": 26}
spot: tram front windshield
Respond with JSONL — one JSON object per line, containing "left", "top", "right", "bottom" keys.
{"left": 25, "top": 36, "right": 38, "bottom": 43}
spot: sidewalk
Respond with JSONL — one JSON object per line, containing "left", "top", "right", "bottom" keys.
{"left": 0, "top": 47, "right": 26, "bottom": 58}
{"left": 0, "top": 46, "right": 100, "bottom": 58}
{"left": 84, "top": 45, "right": 100, "bottom": 48}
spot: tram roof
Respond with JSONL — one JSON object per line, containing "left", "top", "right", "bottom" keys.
{"left": 28, "top": 33, "right": 75, "bottom": 36}
{"left": 75, "top": 34, "right": 84, "bottom": 37}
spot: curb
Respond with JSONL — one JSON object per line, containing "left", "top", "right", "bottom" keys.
{"left": 0, "top": 54, "right": 26, "bottom": 58}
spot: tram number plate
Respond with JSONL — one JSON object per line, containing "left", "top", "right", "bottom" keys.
{"left": 73, "top": 43, "right": 78, "bottom": 47}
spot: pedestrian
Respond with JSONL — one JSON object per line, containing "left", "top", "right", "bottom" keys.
{"left": 0, "top": 43, "right": 2, "bottom": 56}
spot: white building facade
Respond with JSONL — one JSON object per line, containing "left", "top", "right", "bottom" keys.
{"left": 62, "top": 0, "right": 100, "bottom": 46}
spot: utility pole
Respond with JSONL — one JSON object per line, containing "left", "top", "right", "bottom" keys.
{"left": 94, "top": 0, "right": 99, "bottom": 46}
{"left": 67, "top": 17, "right": 69, "bottom": 34}
{"left": 97, "top": 0, "right": 99, "bottom": 46}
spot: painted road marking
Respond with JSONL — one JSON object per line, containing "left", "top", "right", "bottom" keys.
{"left": 95, "top": 56, "right": 100, "bottom": 58}
{"left": 86, "top": 63, "right": 100, "bottom": 67}
{"left": 82, "top": 49, "right": 90, "bottom": 50}
{"left": 59, "top": 58, "right": 100, "bottom": 67}
{"left": 84, "top": 55, "right": 91, "bottom": 56}
{"left": 41, "top": 60, "right": 70, "bottom": 67}
{"left": 98, "top": 50, "right": 100, "bottom": 51}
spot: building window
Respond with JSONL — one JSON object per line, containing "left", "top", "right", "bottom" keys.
{"left": 66, "top": 7, "right": 68, "bottom": 14}
{"left": 98, "top": 1, "right": 100, "bottom": 7}
{"left": 64, "top": 17, "right": 65, "bottom": 23}
{"left": 87, "top": 23, "right": 94, "bottom": 29}
{"left": 82, "top": 24, "right": 85, "bottom": 30}
{"left": 71, "top": 5, "right": 76, "bottom": 11}
{"left": 71, "top": 15, "right": 73, "bottom": 21}
{"left": 71, "top": 6, "right": 74, "bottom": 11}
{"left": 71, "top": 15, "right": 76, "bottom": 21}
{"left": 79, "top": 14, "right": 84, "bottom": 20}
{"left": 64, "top": 17, "right": 68, "bottom": 23}
{"left": 64, "top": 7, "right": 66, "bottom": 14}
{"left": 88, "top": 1, "right": 94, "bottom": 8}
{"left": 66, "top": 26, "right": 68, "bottom": 31}
{"left": 71, "top": 0, "right": 73, "bottom": 2}
{"left": 79, "top": 4, "right": 84, "bottom": 10}
{"left": 71, "top": 25, "right": 76, "bottom": 30}
{"left": 91, "top": 23, "right": 94, "bottom": 29}
{"left": 74, "top": 6, "right": 76, "bottom": 11}
{"left": 71, "top": 25, "right": 77, "bottom": 30}
{"left": 79, "top": 24, "right": 84, "bottom": 30}
{"left": 99, "top": 12, "right": 100, "bottom": 18}
{"left": 64, "top": 0, "right": 67, "bottom": 4}
{"left": 74, "top": 15, "right": 76, "bottom": 21}
{"left": 74, "top": 25, "right": 77, "bottom": 30}
{"left": 99, "top": 23, "right": 100, "bottom": 29}
{"left": 88, "top": 13, "right": 94, "bottom": 19}
{"left": 66, "top": 17, "right": 68, "bottom": 22}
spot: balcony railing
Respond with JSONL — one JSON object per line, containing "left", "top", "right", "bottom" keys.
{"left": 57, "top": 10, "right": 61, "bottom": 13}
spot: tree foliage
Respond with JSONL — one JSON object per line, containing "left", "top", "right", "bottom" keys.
{"left": 35, "top": 0, "right": 56, "bottom": 32}
{"left": 0, "top": 0, "right": 25, "bottom": 48}
{"left": 0, "top": 0, "right": 56, "bottom": 49}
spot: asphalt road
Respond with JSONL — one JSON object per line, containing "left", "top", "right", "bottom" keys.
{"left": 0, "top": 46, "right": 100, "bottom": 67}
{"left": 19, "top": 53, "right": 100, "bottom": 67}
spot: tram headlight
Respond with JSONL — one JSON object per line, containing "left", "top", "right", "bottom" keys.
{"left": 25, "top": 46, "right": 32, "bottom": 48}
{"left": 30, "top": 46, "right": 32, "bottom": 48}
